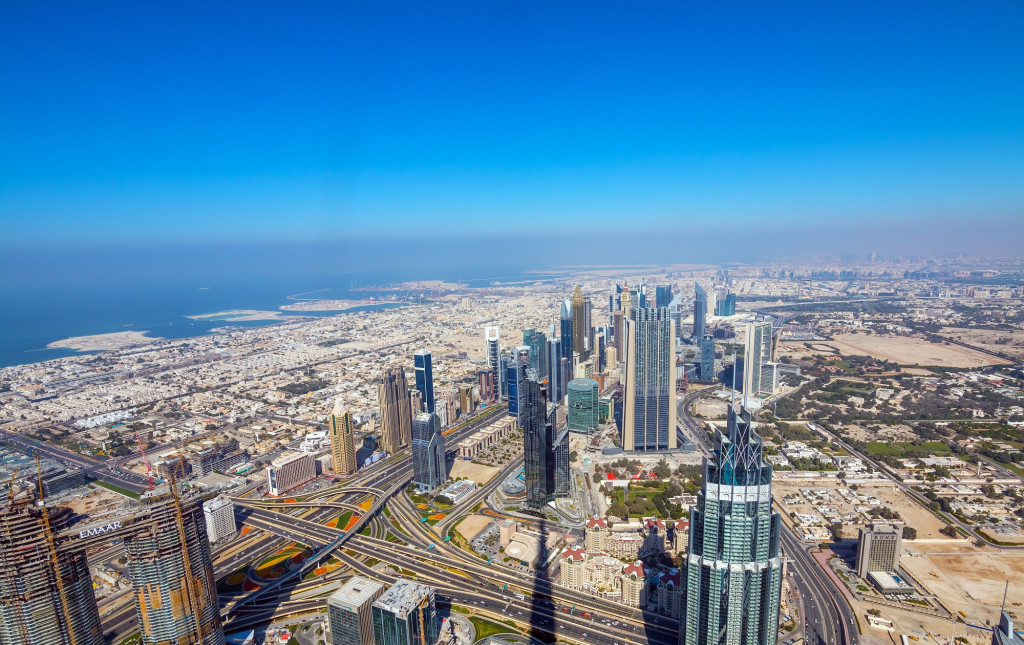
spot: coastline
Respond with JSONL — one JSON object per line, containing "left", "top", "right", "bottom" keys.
{"left": 46, "top": 331, "right": 164, "bottom": 352}
{"left": 186, "top": 309, "right": 302, "bottom": 322}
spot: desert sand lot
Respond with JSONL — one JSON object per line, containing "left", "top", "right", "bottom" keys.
{"left": 829, "top": 333, "right": 1004, "bottom": 367}
{"left": 454, "top": 513, "right": 493, "bottom": 540}
{"left": 937, "top": 327, "right": 1024, "bottom": 362}
{"left": 900, "top": 542, "right": 1024, "bottom": 626}
{"left": 449, "top": 459, "right": 501, "bottom": 484}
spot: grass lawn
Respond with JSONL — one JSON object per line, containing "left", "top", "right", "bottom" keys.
{"left": 470, "top": 616, "right": 517, "bottom": 640}
{"left": 94, "top": 480, "right": 141, "bottom": 499}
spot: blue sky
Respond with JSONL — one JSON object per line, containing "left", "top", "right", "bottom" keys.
{"left": 1, "top": 1, "right": 1022, "bottom": 248}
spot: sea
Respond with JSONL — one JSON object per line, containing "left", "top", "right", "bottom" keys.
{"left": 0, "top": 269, "right": 546, "bottom": 369}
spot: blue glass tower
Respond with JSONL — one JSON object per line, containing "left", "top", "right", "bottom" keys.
{"left": 413, "top": 350, "right": 434, "bottom": 414}
{"left": 559, "top": 299, "right": 573, "bottom": 362}
{"left": 693, "top": 283, "right": 707, "bottom": 340}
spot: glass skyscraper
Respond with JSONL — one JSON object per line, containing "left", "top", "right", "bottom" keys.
{"left": 699, "top": 335, "right": 716, "bottom": 382}
{"left": 413, "top": 350, "right": 434, "bottom": 414}
{"left": 523, "top": 370, "right": 552, "bottom": 509}
{"left": 623, "top": 306, "right": 676, "bottom": 452}
{"left": 693, "top": 282, "right": 708, "bottom": 340}
{"left": 505, "top": 356, "right": 525, "bottom": 425}
{"left": 743, "top": 319, "right": 774, "bottom": 399}
{"left": 546, "top": 337, "right": 563, "bottom": 402}
{"left": 560, "top": 299, "right": 573, "bottom": 362}
{"left": 567, "top": 378, "right": 599, "bottom": 435}
{"left": 655, "top": 284, "right": 674, "bottom": 308}
{"left": 681, "top": 405, "right": 783, "bottom": 645}
{"left": 411, "top": 413, "right": 445, "bottom": 491}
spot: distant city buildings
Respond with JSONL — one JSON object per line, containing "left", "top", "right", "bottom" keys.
{"left": 378, "top": 367, "right": 412, "bottom": 454}
{"left": 329, "top": 399, "right": 358, "bottom": 476}
{"left": 476, "top": 368, "right": 495, "bottom": 404}
{"left": 623, "top": 307, "right": 676, "bottom": 452}
{"left": 411, "top": 413, "right": 446, "bottom": 491}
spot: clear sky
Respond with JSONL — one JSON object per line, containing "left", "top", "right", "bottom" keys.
{"left": 1, "top": 1, "right": 1022, "bottom": 254}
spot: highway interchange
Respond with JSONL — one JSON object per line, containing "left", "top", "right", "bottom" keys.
{"left": 86, "top": 392, "right": 868, "bottom": 645}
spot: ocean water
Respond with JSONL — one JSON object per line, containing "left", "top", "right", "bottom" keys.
{"left": 0, "top": 273, "right": 472, "bottom": 368}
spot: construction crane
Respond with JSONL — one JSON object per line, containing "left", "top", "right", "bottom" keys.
{"left": 6, "top": 468, "right": 18, "bottom": 501}
{"left": 134, "top": 431, "right": 154, "bottom": 490}
{"left": 35, "top": 453, "right": 77, "bottom": 645}
{"left": 167, "top": 455, "right": 204, "bottom": 643}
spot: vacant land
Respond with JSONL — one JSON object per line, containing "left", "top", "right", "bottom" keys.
{"left": 449, "top": 460, "right": 500, "bottom": 484}
{"left": 900, "top": 542, "right": 1024, "bottom": 627}
{"left": 453, "top": 514, "right": 492, "bottom": 541}
{"left": 936, "top": 327, "right": 1024, "bottom": 362}
{"left": 829, "top": 333, "right": 1003, "bottom": 368}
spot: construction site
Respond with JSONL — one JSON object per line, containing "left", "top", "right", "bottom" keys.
{"left": 0, "top": 457, "right": 224, "bottom": 645}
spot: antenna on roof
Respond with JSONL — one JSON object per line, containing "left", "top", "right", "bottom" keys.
{"left": 1003, "top": 580, "right": 1009, "bottom": 612}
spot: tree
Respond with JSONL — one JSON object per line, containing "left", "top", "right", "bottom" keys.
{"left": 569, "top": 451, "right": 578, "bottom": 462}
{"left": 608, "top": 502, "right": 628, "bottom": 519}
{"left": 939, "top": 525, "right": 958, "bottom": 538}
{"left": 592, "top": 472, "right": 603, "bottom": 483}
{"left": 653, "top": 460, "right": 672, "bottom": 478}
{"left": 902, "top": 526, "right": 917, "bottom": 540}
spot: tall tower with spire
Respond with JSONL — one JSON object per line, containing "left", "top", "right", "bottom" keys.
{"left": 992, "top": 583, "right": 1024, "bottom": 645}
{"left": 681, "top": 404, "right": 783, "bottom": 645}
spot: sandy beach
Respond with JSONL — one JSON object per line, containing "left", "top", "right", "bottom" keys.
{"left": 280, "top": 300, "right": 404, "bottom": 312}
{"left": 186, "top": 309, "right": 299, "bottom": 322}
{"left": 47, "top": 331, "right": 163, "bottom": 352}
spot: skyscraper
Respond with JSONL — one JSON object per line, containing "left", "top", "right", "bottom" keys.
{"left": 379, "top": 367, "right": 412, "bottom": 454}
{"left": 125, "top": 488, "right": 224, "bottom": 645}
{"left": 328, "top": 576, "right": 385, "bottom": 645}
{"left": 623, "top": 307, "right": 677, "bottom": 452}
{"left": 655, "top": 284, "right": 674, "bottom": 308}
{"left": 0, "top": 487, "right": 103, "bottom": 645}
{"left": 560, "top": 298, "right": 574, "bottom": 362}
{"left": 681, "top": 405, "right": 782, "bottom": 645}
{"left": 992, "top": 584, "right": 1024, "bottom": 645}
{"left": 571, "top": 285, "right": 586, "bottom": 359}
{"left": 546, "top": 337, "right": 563, "bottom": 402}
{"left": 856, "top": 521, "right": 903, "bottom": 579}
{"left": 742, "top": 319, "right": 774, "bottom": 400}
{"left": 506, "top": 356, "right": 526, "bottom": 424}
{"left": 583, "top": 295, "right": 594, "bottom": 358}
{"left": 329, "top": 399, "right": 358, "bottom": 475}
{"left": 699, "top": 335, "right": 716, "bottom": 381}
{"left": 523, "top": 371, "right": 551, "bottom": 509}
{"left": 477, "top": 368, "right": 495, "bottom": 404}
{"left": 413, "top": 350, "right": 434, "bottom": 414}
{"left": 371, "top": 580, "right": 439, "bottom": 645}
{"left": 693, "top": 282, "right": 707, "bottom": 341}
{"left": 411, "top": 413, "right": 446, "bottom": 491}
{"left": 567, "top": 378, "right": 599, "bottom": 435}
{"left": 620, "top": 283, "right": 632, "bottom": 320}
{"left": 528, "top": 329, "right": 548, "bottom": 378}
{"left": 485, "top": 326, "right": 501, "bottom": 399}
{"left": 715, "top": 292, "right": 737, "bottom": 317}
{"left": 522, "top": 328, "right": 536, "bottom": 366}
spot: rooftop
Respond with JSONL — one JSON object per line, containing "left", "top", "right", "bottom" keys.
{"left": 328, "top": 576, "right": 385, "bottom": 610}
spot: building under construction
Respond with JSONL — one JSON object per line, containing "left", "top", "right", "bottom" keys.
{"left": 124, "top": 485, "right": 225, "bottom": 645}
{"left": 0, "top": 485, "right": 103, "bottom": 645}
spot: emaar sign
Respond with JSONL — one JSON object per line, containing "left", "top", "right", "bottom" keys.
{"left": 79, "top": 521, "right": 122, "bottom": 539}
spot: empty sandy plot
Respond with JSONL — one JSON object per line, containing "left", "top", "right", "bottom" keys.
{"left": 830, "top": 333, "right": 1002, "bottom": 367}
{"left": 449, "top": 460, "right": 500, "bottom": 484}
{"left": 937, "top": 327, "right": 1024, "bottom": 362}
{"left": 900, "top": 543, "right": 1024, "bottom": 623}
{"left": 454, "top": 514, "right": 493, "bottom": 541}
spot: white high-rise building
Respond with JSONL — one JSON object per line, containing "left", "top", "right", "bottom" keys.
{"left": 266, "top": 451, "right": 316, "bottom": 496}
{"left": 203, "top": 496, "right": 236, "bottom": 544}
{"left": 743, "top": 318, "right": 775, "bottom": 400}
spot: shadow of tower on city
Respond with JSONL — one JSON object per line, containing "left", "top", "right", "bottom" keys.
{"left": 527, "top": 517, "right": 554, "bottom": 645}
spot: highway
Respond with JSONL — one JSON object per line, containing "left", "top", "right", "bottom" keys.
{"left": 780, "top": 526, "right": 857, "bottom": 645}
